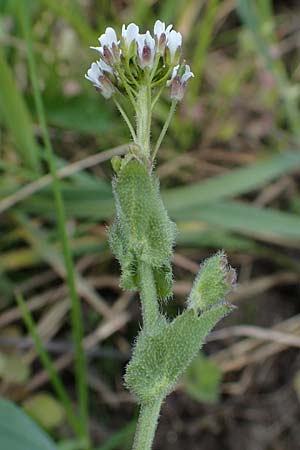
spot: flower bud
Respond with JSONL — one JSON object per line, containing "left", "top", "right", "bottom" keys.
{"left": 154, "top": 20, "right": 172, "bottom": 55}
{"left": 91, "top": 27, "right": 120, "bottom": 65}
{"left": 167, "top": 64, "right": 194, "bottom": 101}
{"left": 188, "top": 252, "right": 236, "bottom": 313}
{"left": 111, "top": 156, "right": 122, "bottom": 173}
{"left": 86, "top": 21, "right": 194, "bottom": 104}
{"left": 137, "top": 31, "right": 155, "bottom": 69}
{"left": 121, "top": 23, "right": 139, "bottom": 58}
{"left": 85, "top": 62, "right": 115, "bottom": 98}
{"left": 165, "top": 30, "right": 182, "bottom": 65}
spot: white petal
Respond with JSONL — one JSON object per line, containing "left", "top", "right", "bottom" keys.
{"left": 125, "top": 23, "right": 139, "bottom": 44}
{"left": 97, "top": 59, "right": 113, "bottom": 74}
{"left": 106, "top": 27, "right": 117, "bottom": 43}
{"left": 182, "top": 65, "right": 194, "bottom": 83}
{"left": 85, "top": 62, "right": 102, "bottom": 87}
{"left": 90, "top": 46, "right": 103, "bottom": 55}
{"left": 165, "top": 24, "right": 173, "bottom": 35}
{"left": 145, "top": 30, "right": 155, "bottom": 51}
{"left": 171, "top": 65, "right": 179, "bottom": 79}
{"left": 136, "top": 33, "right": 145, "bottom": 57}
{"left": 154, "top": 20, "right": 165, "bottom": 37}
{"left": 99, "top": 27, "right": 117, "bottom": 47}
{"left": 167, "top": 30, "right": 182, "bottom": 58}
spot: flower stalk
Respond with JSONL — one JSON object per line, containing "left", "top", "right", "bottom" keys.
{"left": 86, "top": 20, "right": 236, "bottom": 450}
{"left": 136, "top": 82, "right": 152, "bottom": 157}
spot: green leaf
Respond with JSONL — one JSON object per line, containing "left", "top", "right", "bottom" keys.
{"left": 109, "top": 158, "right": 176, "bottom": 297}
{"left": 125, "top": 303, "right": 233, "bottom": 403}
{"left": 45, "top": 96, "right": 113, "bottom": 135}
{"left": 183, "top": 353, "right": 222, "bottom": 404}
{"left": 0, "top": 397, "right": 57, "bottom": 450}
{"left": 179, "top": 200, "right": 300, "bottom": 242}
{"left": 22, "top": 393, "right": 65, "bottom": 430}
{"left": 20, "top": 150, "right": 300, "bottom": 219}
{"left": 164, "top": 151, "right": 300, "bottom": 213}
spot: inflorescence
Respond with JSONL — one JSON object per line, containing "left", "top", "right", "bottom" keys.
{"left": 85, "top": 20, "right": 194, "bottom": 101}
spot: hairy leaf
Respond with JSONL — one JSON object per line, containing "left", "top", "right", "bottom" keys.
{"left": 109, "top": 157, "right": 176, "bottom": 298}
{"left": 125, "top": 303, "right": 233, "bottom": 402}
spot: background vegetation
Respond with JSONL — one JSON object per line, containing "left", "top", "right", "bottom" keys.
{"left": 1, "top": 0, "right": 300, "bottom": 449}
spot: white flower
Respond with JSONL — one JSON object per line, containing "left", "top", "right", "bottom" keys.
{"left": 154, "top": 20, "right": 173, "bottom": 41}
{"left": 99, "top": 26, "right": 118, "bottom": 48}
{"left": 166, "top": 30, "right": 182, "bottom": 64}
{"left": 122, "top": 23, "right": 140, "bottom": 51}
{"left": 86, "top": 21, "right": 193, "bottom": 101}
{"left": 85, "top": 62, "right": 114, "bottom": 98}
{"left": 181, "top": 64, "right": 194, "bottom": 83}
{"left": 154, "top": 20, "right": 173, "bottom": 54}
{"left": 137, "top": 31, "right": 156, "bottom": 69}
{"left": 170, "top": 64, "right": 194, "bottom": 83}
{"left": 167, "top": 64, "right": 194, "bottom": 100}
{"left": 91, "top": 26, "right": 120, "bottom": 64}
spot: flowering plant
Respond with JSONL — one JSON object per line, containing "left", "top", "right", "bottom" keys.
{"left": 86, "top": 20, "right": 236, "bottom": 450}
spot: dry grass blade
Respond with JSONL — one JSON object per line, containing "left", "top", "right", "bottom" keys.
{"left": 0, "top": 144, "right": 129, "bottom": 214}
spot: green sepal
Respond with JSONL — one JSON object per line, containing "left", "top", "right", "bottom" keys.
{"left": 108, "top": 157, "right": 176, "bottom": 299}
{"left": 125, "top": 302, "right": 234, "bottom": 403}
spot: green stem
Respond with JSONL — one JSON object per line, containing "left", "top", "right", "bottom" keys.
{"left": 133, "top": 263, "right": 162, "bottom": 449}
{"left": 152, "top": 100, "right": 177, "bottom": 161}
{"left": 118, "top": 66, "right": 137, "bottom": 109}
{"left": 114, "top": 97, "right": 137, "bottom": 141}
{"left": 138, "top": 262, "right": 160, "bottom": 331}
{"left": 18, "top": 2, "right": 89, "bottom": 442}
{"left": 132, "top": 400, "right": 162, "bottom": 450}
{"left": 151, "top": 85, "right": 164, "bottom": 111}
{"left": 136, "top": 83, "right": 152, "bottom": 157}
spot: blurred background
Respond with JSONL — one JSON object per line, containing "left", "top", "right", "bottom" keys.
{"left": 1, "top": 0, "right": 300, "bottom": 449}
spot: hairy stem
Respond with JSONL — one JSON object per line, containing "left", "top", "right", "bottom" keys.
{"left": 132, "top": 78, "right": 168, "bottom": 450}
{"left": 136, "top": 83, "right": 152, "bottom": 157}
{"left": 138, "top": 262, "right": 160, "bottom": 331}
{"left": 131, "top": 264, "right": 162, "bottom": 449}
{"left": 132, "top": 400, "right": 162, "bottom": 450}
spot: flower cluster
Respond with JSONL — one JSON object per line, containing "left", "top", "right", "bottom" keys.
{"left": 85, "top": 20, "right": 194, "bottom": 101}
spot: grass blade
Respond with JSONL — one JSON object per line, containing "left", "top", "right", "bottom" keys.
{"left": 189, "top": 0, "right": 220, "bottom": 99}
{"left": 175, "top": 200, "right": 300, "bottom": 243}
{"left": 164, "top": 151, "right": 300, "bottom": 212}
{"left": 17, "top": 151, "right": 300, "bottom": 223}
{"left": 17, "top": 1, "right": 89, "bottom": 441}
{"left": 15, "top": 292, "right": 82, "bottom": 436}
